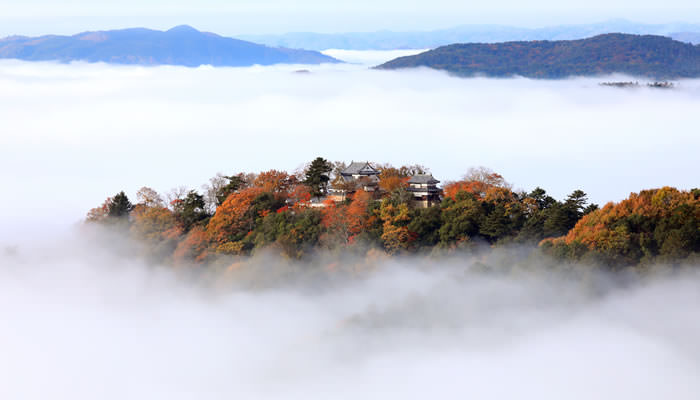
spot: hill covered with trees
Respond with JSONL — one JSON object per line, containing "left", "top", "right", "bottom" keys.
{"left": 86, "top": 158, "right": 699, "bottom": 270}
{"left": 0, "top": 25, "right": 339, "bottom": 67}
{"left": 376, "top": 34, "right": 700, "bottom": 79}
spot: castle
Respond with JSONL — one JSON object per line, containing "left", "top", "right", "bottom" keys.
{"left": 330, "top": 161, "right": 442, "bottom": 208}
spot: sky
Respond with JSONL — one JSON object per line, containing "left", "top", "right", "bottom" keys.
{"left": 1, "top": 0, "right": 699, "bottom": 36}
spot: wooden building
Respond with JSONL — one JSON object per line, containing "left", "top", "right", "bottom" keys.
{"left": 407, "top": 174, "right": 442, "bottom": 208}
{"left": 330, "top": 161, "right": 380, "bottom": 201}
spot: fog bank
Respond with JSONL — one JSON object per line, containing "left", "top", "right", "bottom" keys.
{"left": 1, "top": 234, "right": 699, "bottom": 400}
{"left": 1, "top": 58, "right": 699, "bottom": 243}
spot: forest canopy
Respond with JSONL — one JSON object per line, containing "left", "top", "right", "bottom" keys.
{"left": 377, "top": 34, "right": 700, "bottom": 79}
{"left": 87, "top": 159, "right": 699, "bottom": 269}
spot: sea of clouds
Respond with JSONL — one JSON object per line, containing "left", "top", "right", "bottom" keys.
{"left": 1, "top": 57, "right": 699, "bottom": 242}
{"left": 1, "top": 231, "right": 699, "bottom": 400}
{"left": 0, "top": 54, "right": 699, "bottom": 399}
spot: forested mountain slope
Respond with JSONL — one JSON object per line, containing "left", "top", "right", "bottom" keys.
{"left": 377, "top": 34, "right": 700, "bottom": 79}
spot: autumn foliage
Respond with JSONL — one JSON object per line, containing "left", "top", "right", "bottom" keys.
{"left": 444, "top": 167, "right": 511, "bottom": 199}
{"left": 207, "top": 187, "right": 265, "bottom": 245}
{"left": 253, "top": 170, "right": 295, "bottom": 194}
{"left": 542, "top": 187, "right": 700, "bottom": 266}
{"left": 173, "top": 226, "right": 211, "bottom": 265}
{"left": 85, "top": 160, "right": 699, "bottom": 269}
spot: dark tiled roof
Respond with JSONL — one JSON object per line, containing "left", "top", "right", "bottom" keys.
{"left": 341, "top": 161, "right": 379, "bottom": 176}
{"left": 408, "top": 174, "right": 440, "bottom": 184}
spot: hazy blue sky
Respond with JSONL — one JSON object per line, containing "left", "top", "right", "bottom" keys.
{"left": 1, "top": 0, "right": 699, "bottom": 36}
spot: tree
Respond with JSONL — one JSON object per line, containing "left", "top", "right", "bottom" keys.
{"left": 173, "top": 226, "right": 211, "bottom": 265}
{"left": 480, "top": 204, "right": 512, "bottom": 242}
{"left": 108, "top": 191, "right": 133, "bottom": 219}
{"left": 379, "top": 200, "right": 414, "bottom": 253}
{"left": 408, "top": 206, "right": 442, "bottom": 248}
{"left": 439, "top": 191, "right": 486, "bottom": 245}
{"left": 378, "top": 167, "right": 409, "bottom": 193}
{"left": 253, "top": 170, "right": 295, "bottom": 194}
{"left": 215, "top": 174, "right": 247, "bottom": 206}
{"left": 131, "top": 206, "right": 179, "bottom": 243}
{"left": 130, "top": 205, "right": 181, "bottom": 261}
{"left": 207, "top": 187, "right": 265, "bottom": 245}
{"left": 250, "top": 208, "right": 322, "bottom": 258}
{"left": 398, "top": 164, "right": 429, "bottom": 176}
{"left": 346, "top": 190, "right": 373, "bottom": 239}
{"left": 320, "top": 199, "right": 350, "bottom": 247}
{"left": 288, "top": 184, "right": 313, "bottom": 210}
{"left": 86, "top": 198, "right": 111, "bottom": 223}
{"left": 528, "top": 187, "right": 556, "bottom": 210}
{"left": 541, "top": 190, "right": 595, "bottom": 237}
{"left": 566, "top": 190, "right": 590, "bottom": 219}
{"left": 172, "top": 190, "right": 209, "bottom": 232}
{"left": 444, "top": 167, "right": 511, "bottom": 199}
{"left": 541, "top": 187, "right": 699, "bottom": 267}
{"left": 304, "top": 157, "right": 332, "bottom": 197}
{"left": 135, "top": 187, "right": 164, "bottom": 208}
{"left": 165, "top": 186, "right": 189, "bottom": 208}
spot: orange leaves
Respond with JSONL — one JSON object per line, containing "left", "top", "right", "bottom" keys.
{"left": 173, "top": 226, "right": 211, "bottom": 265}
{"left": 561, "top": 187, "right": 698, "bottom": 250}
{"left": 320, "top": 199, "right": 345, "bottom": 229}
{"left": 253, "top": 170, "right": 296, "bottom": 194}
{"left": 289, "top": 185, "right": 313, "bottom": 210}
{"left": 378, "top": 168, "right": 409, "bottom": 192}
{"left": 347, "top": 190, "right": 372, "bottom": 236}
{"left": 130, "top": 205, "right": 178, "bottom": 243}
{"left": 319, "top": 190, "right": 374, "bottom": 246}
{"left": 445, "top": 167, "right": 511, "bottom": 200}
{"left": 444, "top": 180, "right": 492, "bottom": 199}
{"left": 320, "top": 199, "right": 350, "bottom": 246}
{"left": 86, "top": 198, "right": 111, "bottom": 222}
{"left": 379, "top": 201, "right": 414, "bottom": 253}
{"left": 207, "top": 187, "right": 264, "bottom": 245}
{"left": 484, "top": 186, "right": 517, "bottom": 204}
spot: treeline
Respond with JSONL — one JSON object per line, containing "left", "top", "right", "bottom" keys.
{"left": 377, "top": 33, "right": 700, "bottom": 79}
{"left": 87, "top": 157, "right": 699, "bottom": 268}
{"left": 543, "top": 187, "right": 700, "bottom": 268}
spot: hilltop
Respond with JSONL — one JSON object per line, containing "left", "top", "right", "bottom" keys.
{"left": 86, "top": 158, "right": 699, "bottom": 269}
{"left": 376, "top": 34, "right": 700, "bottom": 79}
{"left": 0, "top": 25, "right": 339, "bottom": 67}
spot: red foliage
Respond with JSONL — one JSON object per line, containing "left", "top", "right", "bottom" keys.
{"left": 173, "top": 226, "right": 211, "bottom": 265}
{"left": 347, "top": 190, "right": 372, "bottom": 236}
{"left": 548, "top": 187, "right": 699, "bottom": 251}
{"left": 207, "top": 187, "right": 265, "bottom": 245}
{"left": 253, "top": 170, "right": 295, "bottom": 194}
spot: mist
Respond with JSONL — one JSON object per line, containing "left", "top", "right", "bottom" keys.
{"left": 1, "top": 228, "right": 699, "bottom": 400}
{"left": 1, "top": 57, "right": 699, "bottom": 244}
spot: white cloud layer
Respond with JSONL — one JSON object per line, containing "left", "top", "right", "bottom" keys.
{"left": 0, "top": 58, "right": 699, "bottom": 243}
{"left": 0, "top": 236, "right": 699, "bottom": 400}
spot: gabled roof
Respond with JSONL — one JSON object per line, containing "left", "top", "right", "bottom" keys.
{"left": 408, "top": 174, "right": 440, "bottom": 184}
{"left": 341, "top": 161, "right": 379, "bottom": 176}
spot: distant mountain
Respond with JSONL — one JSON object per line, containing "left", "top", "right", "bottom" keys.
{"left": 376, "top": 34, "right": 700, "bottom": 79}
{"left": 0, "top": 25, "right": 339, "bottom": 66}
{"left": 239, "top": 20, "right": 700, "bottom": 50}
{"left": 672, "top": 32, "right": 700, "bottom": 44}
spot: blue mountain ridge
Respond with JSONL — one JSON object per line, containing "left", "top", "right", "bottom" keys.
{"left": 239, "top": 20, "right": 700, "bottom": 50}
{"left": 0, "top": 25, "right": 340, "bottom": 66}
